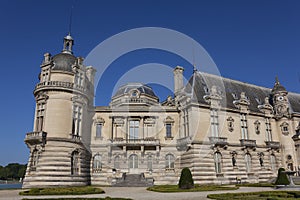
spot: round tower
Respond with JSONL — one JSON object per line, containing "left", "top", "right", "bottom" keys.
{"left": 23, "top": 34, "right": 96, "bottom": 188}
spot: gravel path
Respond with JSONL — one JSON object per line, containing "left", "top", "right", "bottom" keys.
{"left": 0, "top": 186, "right": 299, "bottom": 200}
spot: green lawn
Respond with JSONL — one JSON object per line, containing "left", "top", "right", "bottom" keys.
{"left": 19, "top": 186, "right": 105, "bottom": 196}
{"left": 147, "top": 184, "right": 239, "bottom": 193}
{"left": 207, "top": 190, "right": 300, "bottom": 200}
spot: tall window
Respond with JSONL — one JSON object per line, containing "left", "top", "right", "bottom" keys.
{"left": 266, "top": 118, "right": 272, "bottom": 141}
{"left": 72, "top": 105, "right": 82, "bottom": 136}
{"left": 93, "top": 154, "right": 102, "bottom": 172}
{"left": 270, "top": 154, "right": 276, "bottom": 171}
{"left": 240, "top": 114, "right": 248, "bottom": 139}
{"left": 96, "top": 124, "right": 102, "bottom": 138}
{"left": 165, "top": 154, "right": 175, "bottom": 169}
{"left": 214, "top": 152, "right": 222, "bottom": 174}
{"left": 41, "top": 70, "right": 49, "bottom": 82}
{"left": 71, "top": 151, "right": 79, "bottom": 175}
{"left": 129, "top": 154, "right": 138, "bottom": 169}
{"left": 114, "top": 156, "right": 120, "bottom": 169}
{"left": 147, "top": 155, "right": 153, "bottom": 171}
{"left": 36, "top": 103, "right": 45, "bottom": 132}
{"left": 75, "top": 72, "right": 84, "bottom": 86}
{"left": 166, "top": 124, "right": 172, "bottom": 138}
{"left": 210, "top": 109, "right": 219, "bottom": 137}
{"left": 31, "top": 149, "right": 38, "bottom": 171}
{"left": 245, "top": 153, "right": 252, "bottom": 173}
{"left": 129, "top": 120, "right": 139, "bottom": 140}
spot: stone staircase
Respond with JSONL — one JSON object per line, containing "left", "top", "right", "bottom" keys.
{"left": 113, "top": 173, "right": 153, "bottom": 187}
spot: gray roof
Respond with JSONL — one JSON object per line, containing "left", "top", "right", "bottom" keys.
{"left": 113, "top": 83, "right": 158, "bottom": 99}
{"left": 184, "top": 72, "right": 300, "bottom": 113}
{"left": 52, "top": 53, "right": 76, "bottom": 72}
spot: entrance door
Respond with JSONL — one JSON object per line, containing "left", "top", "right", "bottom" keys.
{"left": 129, "top": 154, "right": 138, "bottom": 173}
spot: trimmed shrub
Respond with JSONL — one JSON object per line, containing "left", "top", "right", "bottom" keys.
{"left": 178, "top": 167, "right": 194, "bottom": 189}
{"left": 274, "top": 168, "right": 290, "bottom": 185}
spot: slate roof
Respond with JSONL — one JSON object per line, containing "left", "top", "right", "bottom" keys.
{"left": 184, "top": 72, "right": 300, "bottom": 114}
{"left": 52, "top": 52, "right": 76, "bottom": 72}
{"left": 113, "top": 83, "right": 158, "bottom": 99}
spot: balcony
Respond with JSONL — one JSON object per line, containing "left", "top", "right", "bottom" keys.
{"left": 176, "top": 136, "right": 192, "bottom": 151}
{"left": 25, "top": 131, "right": 47, "bottom": 146}
{"left": 34, "top": 81, "right": 86, "bottom": 94}
{"left": 110, "top": 137, "right": 160, "bottom": 146}
{"left": 209, "top": 137, "right": 228, "bottom": 147}
{"left": 265, "top": 141, "right": 280, "bottom": 149}
{"left": 240, "top": 139, "right": 256, "bottom": 148}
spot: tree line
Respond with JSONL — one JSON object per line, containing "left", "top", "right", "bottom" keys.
{"left": 0, "top": 163, "right": 27, "bottom": 181}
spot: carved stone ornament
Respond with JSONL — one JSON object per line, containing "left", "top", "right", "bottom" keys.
{"left": 254, "top": 120, "right": 261, "bottom": 134}
{"left": 227, "top": 116, "right": 234, "bottom": 132}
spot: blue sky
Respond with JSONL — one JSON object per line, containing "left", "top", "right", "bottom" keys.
{"left": 0, "top": 0, "right": 299, "bottom": 165}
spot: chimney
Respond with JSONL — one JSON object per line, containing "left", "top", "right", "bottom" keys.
{"left": 173, "top": 66, "right": 184, "bottom": 96}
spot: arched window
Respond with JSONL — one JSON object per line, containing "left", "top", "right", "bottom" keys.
{"left": 165, "top": 154, "right": 175, "bottom": 169}
{"left": 129, "top": 154, "right": 138, "bottom": 169}
{"left": 114, "top": 156, "right": 120, "bottom": 169}
{"left": 93, "top": 154, "right": 102, "bottom": 173}
{"left": 214, "top": 152, "right": 222, "bottom": 174}
{"left": 270, "top": 154, "right": 276, "bottom": 171}
{"left": 71, "top": 151, "right": 79, "bottom": 175}
{"left": 31, "top": 149, "right": 39, "bottom": 171}
{"left": 147, "top": 155, "right": 153, "bottom": 171}
{"left": 245, "top": 153, "right": 252, "bottom": 173}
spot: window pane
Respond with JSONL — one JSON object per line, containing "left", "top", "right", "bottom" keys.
{"left": 96, "top": 124, "right": 102, "bottom": 137}
{"left": 166, "top": 124, "right": 172, "bottom": 137}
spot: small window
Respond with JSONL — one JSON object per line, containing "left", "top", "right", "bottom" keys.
{"left": 96, "top": 124, "right": 102, "bottom": 138}
{"left": 114, "top": 156, "right": 120, "bottom": 169}
{"left": 71, "top": 151, "right": 80, "bottom": 175}
{"left": 245, "top": 154, "right": 252, "bottom": 173}
{"left": 214, "top": 152, "right": 222, "bottom": 174}
{"left": 232, "top": 93, "right": 238, "bottom": 99}
{"left": 30, "top": 149, "right": 39, "bottom": 171}
{"left": 93, "top": 154, "right": 102, "bottom": 173}
{"left": 166, "top": 124, "right": 172, "bottom": 138}
{"left": 147, "top": 155, "right": 153, "bottom": 171}
{"left": 165, "top": 154, "right": 175, "bottom": 169}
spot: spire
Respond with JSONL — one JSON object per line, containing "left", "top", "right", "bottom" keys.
{"left": 62, "top": 4, "right": 75, "bottom": 54}
{"left": 275, "top": 76, "right": 280, "bottom": 85}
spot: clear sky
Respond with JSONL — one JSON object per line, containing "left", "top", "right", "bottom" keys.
{"left": 0, "top": 0, "right": 299, "bottom": 166}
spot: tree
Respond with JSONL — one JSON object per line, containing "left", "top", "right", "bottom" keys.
{"left": 275, "top": 167, "right": 290, "bottom": 185}
{"left": 0, "top": 163, "right": 27, "bottom": 180}
{"left": 178, "top": 167, "right": 194, "bottom": 189}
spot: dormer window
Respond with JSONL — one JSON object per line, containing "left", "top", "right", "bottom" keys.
{"left": 232, "top": 93, "right": 238, "bottom": 99}
{"left": 280, "top": 122, "right": 289, "bottom": 135}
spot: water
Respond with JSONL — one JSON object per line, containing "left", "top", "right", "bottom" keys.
{"left": 0, "top": 183, "right": 22, "bottom": 189}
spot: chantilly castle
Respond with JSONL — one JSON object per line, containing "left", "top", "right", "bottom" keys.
{"left": 22, "top": 34, "right": 300, "bottom": 188}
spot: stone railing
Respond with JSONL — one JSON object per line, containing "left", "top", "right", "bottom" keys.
{"left": 110, "top": 138, "right": 160, "bottom": 146}
{"left": 25, "top": 131, "right": 47, "bottom": 146}
{"left": 265, "top": 141, "right": 280, "bottom": 149}
{"left": 240, "top": 139, "right": 256, "bottom": 148}
{"left": 35, "top": 81, "right": 85, "bottom": 93}
{"left": 209, "top": 137, "right": 228, "bottom": 147}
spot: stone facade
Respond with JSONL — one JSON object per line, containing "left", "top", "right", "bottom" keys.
{"left": 23, "top": 35, "right": 300, "bottom": 188}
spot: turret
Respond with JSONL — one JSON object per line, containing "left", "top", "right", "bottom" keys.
{"left": 23, "top": 34, "right": 95, "bottom": 188}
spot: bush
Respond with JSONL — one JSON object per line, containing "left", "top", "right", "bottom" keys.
{"left": 178, "top": 167, "right": 194, "bottom": 189}
{"left": 274, "top": 168, "right": 290, "bottom": 185}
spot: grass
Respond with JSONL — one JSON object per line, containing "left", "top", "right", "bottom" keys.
{"left": 22, "top": 198, "right": 132, "bottom": 200}
{"left": 207, "top": 190, "right": 300, "bottom": 200}
{"left": 237, "top": 182, "right": 275, "bottom": 187}
{"left": 19, "top": 186, "right": 105, "bottom": 196}
{"left": 147, "top": 184, "right": 239, "bottom": 193}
